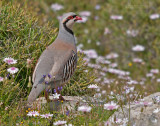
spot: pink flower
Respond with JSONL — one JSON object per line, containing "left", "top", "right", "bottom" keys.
{"left": 88, "top": 84, "right": 99, "bottom": 89}
{"left": 106, "top": 53, "right": 119, "bottom": 59}
{"left": 132, "top": 58, "right": 143, "bottom": 63}
{"left": 7, "top": 67, "right": 19, "bottom": 74}
{"left": 0, "top": 77, "right": 4, "bottom": 82}
{"left": 53, "top": 120, "right": 67, "bottom": 125}
{"left": 40, "top": 113, "right": 53, "bottom": 118}
{"left": 27, "top": 111, "right": 39, "bottom": 117}
{"left": 150, "top": 69, "right": 159, "bottom": 74}
{"left": 110, "top": 15, "right": 123, "bottom": 20}
{"left": 78, "top": 106, "right": 92, "bottom": 112}
{"left": 83, "top": 49, "right": 98, "bottom": 59}
{"left": 3, "top": 57, "right": 17, "bottom": 65}
{"left": 104, "top": 27, "right": 111, "bottom": 35}
{"left": 150, "top": 14, "right": 159, "bottom": 20}
{"left": 79, "top": 11, "right": 91, "bottom": 17}
{"left": 132, "top": 45, "right": 145, "bottom": 52}
{"left": 126, "top": 30, "right": 138, "bottom": 37}
{"left": 51, "top": 3, "right": 64, "bottom": 11}
{"left": 140, "top": 101, "right": 152, "bottom": 106}
{"left": 95, "top": 4, "right": 101, "bottom": 10}
{"left": 104, "top": 102, "right": 119, "bottom": 110}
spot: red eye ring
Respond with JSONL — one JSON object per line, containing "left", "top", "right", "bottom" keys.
{"left": 67, "top": 16, "right": 73, "bottom": 19}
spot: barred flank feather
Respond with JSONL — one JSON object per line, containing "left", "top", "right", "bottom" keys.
{"left": 62, "top": 50, "right": 77, "bottom": 82}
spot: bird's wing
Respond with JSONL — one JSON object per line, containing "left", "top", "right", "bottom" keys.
{"left": 32, "top": 41, "right": 77, "bottom": 85}
{"left": 32, "top": 49, "right": 56, "bottom": 84}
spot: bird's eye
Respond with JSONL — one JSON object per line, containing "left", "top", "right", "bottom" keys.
{"left": 67, "top": 16, "right": 73, "bottom": 19}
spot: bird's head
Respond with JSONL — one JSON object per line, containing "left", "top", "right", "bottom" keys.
{"left": 60, "top": 12, "right": 82, "bottom": 31}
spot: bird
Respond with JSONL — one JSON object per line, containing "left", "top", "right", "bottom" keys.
{"left": 27, "top": 12, "right": 82, "bottom": 106}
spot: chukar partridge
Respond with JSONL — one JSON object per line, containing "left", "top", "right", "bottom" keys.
{"left": 27, "top": 12, "right": 82, "bottom": 106}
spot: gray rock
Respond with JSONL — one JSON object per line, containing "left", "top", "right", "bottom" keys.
{"left": 108, "top": 92, "right": 160, "bottom": 126}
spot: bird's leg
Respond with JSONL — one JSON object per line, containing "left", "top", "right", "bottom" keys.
{"left": 45, "top": 87, "right": 51, "bottom": 102}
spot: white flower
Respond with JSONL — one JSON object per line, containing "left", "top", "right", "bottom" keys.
{"left": 104, "top": 27, "right": 111, "bottom": 35}
{"left": 150, "top": 69, "right": 159, "bottom": 74}
{"left": 157, "top": 78, "right": 160, "bottom": 82}
{"left": 153, "top": 108, "right": 160, "bottom": 113}
{"left": 127, "top": 80, "right": 138, "bottom": 85}
{"left": 140, "top": 101, "right": 152, "bottom": 106}
{"left": 104, "top": 102, "right": 119, "bottom": 110}
{"left": 78, "top": 106, "right": 92, "bottom": 112}
{"left": 0, "top": 77, "right": 4, "bottom": 82}
{"left": 27, "top": 111, "right": 39, "bottom": 117}
{"left": 109, "top": 63, "right": 118, "bottom": 68}
{"left": 102, "top": 90, "right": 106, "bottom": 94}
{"left": 146, "top": 73, "right": 153, "bottom": 77}
{"left": 132, "top": 45, "right": 145, "bottom": 52}
{"left": 79, "top": 11, "right": 91, "bottom": 17}
{"left": 88, "top": 84, "right": 99, "bottom": 89}
{"left": 7, "top": 67, "right": 19, "bottom": 74}
{"left": 40, "top": 113, "right": 53, "bottom": 118}
{"left": 53, "top": 120, "right": 67, "bottom": 126}
{"left": 108, "top": 68, "right": 130, "bottom": 76}
{"left": 95, "top": 4, "right": 101, "bottom": 10}
{"left": 150, "top": 14, "right": 159, "bottom": 20}
{"left": 126, "top": 30, "right": 138, "bottom": 37}
{"left": 132, "top": 58, "right": 143, "bottom": 63}
{"left": 83, "top": 49, "right": 98, "bottom": 59}
{"left": 94, "top": 93, "right": 101, "bottom": 98}
{"left": 122, "top": 118, "right": 129, "bottom": 124}
{"left": 53, "top": 93, "right": 60, "bottom": 99}
{"left": 106, "top": 53, "right": 119, "bottom": 59}
{"left": 51, "top": 3, "right": 64, "bottom": 11}
{"left": 3, "top": 57, "right": 17, "bottom": 65}
{"left": 110, "top": 15, "right": 123, "bottom": 20}
{"left": 65, "top": 124, "right": 73, "bottom": 126}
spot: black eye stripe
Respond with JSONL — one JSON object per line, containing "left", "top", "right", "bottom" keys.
{"left": 72, "top": 15, "right": 77, "bottom": 18}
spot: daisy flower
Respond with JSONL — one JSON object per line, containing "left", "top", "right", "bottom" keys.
{"left": 106, "top": 53, "right": 119, "bottom": 59}
{"left": 104, "top": 102, "right": 119, "bottom": 110}
{"left": 132, "top": 45, "right": 145, "bottom": 52}
{"left": 95, "top": 4, "right": 101, "bottom": 10}
{"left": 110, "top": 15, "right": 123, "bottom": 20}
{"left": 53, "top": 120, "right": 67, "bottom": 126}
{"left": 153, "top": 108, "right": 160, "bottom": 113}
{"left": 140, "top": 101, "right": 152, "bottom": 106}
{"left": 83, "top": 49, "right": 98, "bottom": 59}
{"left": 150, "top": 14, "right": 159, "bottom": 20}
{"left": 104, "top": 27, "right": 111, "bottom": 35}
{"left": 150, "top": 69, "right": 159, "bottom": 74}
{"left": 7, "top": 67, "right": 19, "bottom": 74}
{"left": 79, "top": 11, "right": 91, "bottom": 17}
{"left": 88, "top": 84, "right": 99, "bottom": 89}
{"left": 78, "top": 106, "right": 92, "bottom": 112}
{"left": 132, "top": 58, "right": 143, "bottom": 63}
{"left": 40, "top": 113, "right": 53, "bottom": 118}
{"left": 53, "top": 93, "right": 60, "bottom": 99}
{"left": 3, "top": 57, "right": 17, "bottom": 65}
{"left": 51, "top": 3, "right": 64, "bottom": 11}
{"left": 0, "top": 77, "right": 4, "bottom": 82}
{"left": 126, "top": 30, "right": 138, "bottom": 37}
{"left": 27, "top": 111, "right": 39, "bottom": 117}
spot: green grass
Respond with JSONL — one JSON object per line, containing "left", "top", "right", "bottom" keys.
{"left": 1, "top": 0, "right": 160, "bottom": 125}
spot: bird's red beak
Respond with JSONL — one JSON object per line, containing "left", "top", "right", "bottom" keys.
{"left": 75, "top": 16, "right": 82, "bottom": 21}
